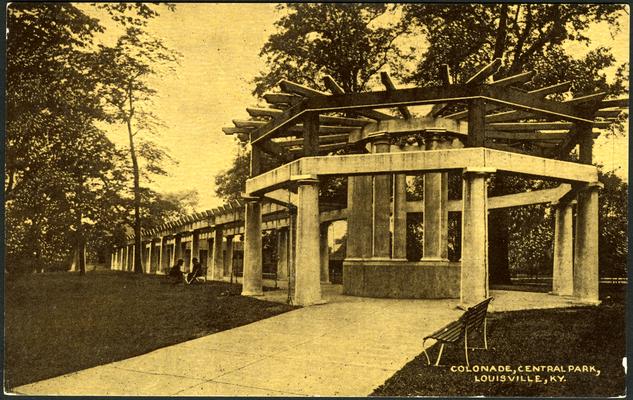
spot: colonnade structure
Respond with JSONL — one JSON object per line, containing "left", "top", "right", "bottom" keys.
{"left": 111, "top": 59, "right": 627, "bottom": 307}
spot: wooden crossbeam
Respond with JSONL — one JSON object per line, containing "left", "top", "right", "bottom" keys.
{"left": 563, "top": 92, "right": 607, "bottom": 106}
{"left": 444, "top": 81, "right": 572, "bottom": 121}
{"left": 486, "top": 130, "right": 568, "bottom": 141}
{"left": 263, "top": 92, "right": 303, "bottom": 105}
{"left": 482, "top": 86, "right": 594, "bottom": 123}
{"left": 599, "top": 98, "right": 629, "bottom": 108}
{"left": 595, "top": 109, "right": 623, "bottom": 118}
{"left": 288, "top": 142, "right": 347, "bottom": 154}
{"left": 487, "top": 121, "right": 611, "bottom": 131}
{"left": 465, "top": 58, "right": 502, "bottom": 84}
{"left": 233, "top": 119, "right": 358, "bottom": 135}
{"left": 380, "top": 72, "right": 412, "bottom": 119}
{"left": 246, "top": 107, "right": 370, "bottom": 126}
{"left": 274, "top": 133, "right": 349, "bottom": 147}
{"left": 322, "top": 75, "right": 393, "bottom": 121}
{"left": 490, "top": 71, "right": 535, "bottom": 87}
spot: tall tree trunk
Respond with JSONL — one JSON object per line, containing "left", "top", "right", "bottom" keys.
{"left": 77, "top": 212, "right": 86, "bottom": 275}
{"left": 126, "top": 88, "right": 144, "bottom": 274}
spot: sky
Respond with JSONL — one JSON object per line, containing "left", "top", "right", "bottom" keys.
{"left": 84, "top": 4, "right": 629, "bottom": 211}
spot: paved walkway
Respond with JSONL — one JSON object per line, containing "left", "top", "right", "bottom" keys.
{"left": 12, "top": 286, "right": 577, "bottom": 396}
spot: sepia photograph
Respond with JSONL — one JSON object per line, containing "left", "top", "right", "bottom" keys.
{"left": 4, "top": 2, "right": 630, "bottom": 397}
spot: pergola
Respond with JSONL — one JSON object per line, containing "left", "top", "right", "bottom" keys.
{"left": 221, "top": 58, "right": 627, "bottom": 307}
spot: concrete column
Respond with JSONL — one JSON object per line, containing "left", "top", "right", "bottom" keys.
{"left": 460, "top": 167, "right": 494, "bottom": 306}
{"left": 346, "top": 175, "right": 373, "bottom": 259}
{"left": 294, "top": 177, "right": 323, "bottom": 306}
{"left": 276, "top": 228, "right": 289, "bottom": 280}
{"left": 130, "top": 244, "right": 135, "bottom": 271}
{"left": 224, "top": 235, "right": 234, "bottom": 278}
{"left": 160, "top": 236, "right": 168, "bottom": 273}
{"left": 289, "top": 209, "right": 297, "bottom": 287}
{"left": 423, "top": 134, "right": 449, "bottom": 261}
{"left": 206, "top": 238, "right": 214, "bottom": 279}
{"left": 371, "top": 135, "right": 391, "bottom": 258}
{"left": 122, "top": 247, "right": 128, "bottom": 271}
{"left": 552, "top": 202, "right": 574, "bottom": 296}
{"left": 174, "top": 234, "right": 182, "bottom": 265}
{"left": 573, "top": 183, "right": 602, "bottom": 304}
{"left": 393, "top": 172, "right": 407, "bottom": 260}
{"left": 212, "top": 228, "right": 224, "bottom": 280}
{"left": 145, "top": 242, "right": 152, "bottom": 273}
{"left": 320, "top": 223, "right": 330, "bottom": 283}
{"left": 242, "top": 198, "right": 263, "bottom": 296}
{"left": 192, "top": 230, "right": 200, "bottom": 265}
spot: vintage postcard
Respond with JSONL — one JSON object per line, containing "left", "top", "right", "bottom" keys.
{"left": 5, "top": 2, "right": 629, "bottom": 397}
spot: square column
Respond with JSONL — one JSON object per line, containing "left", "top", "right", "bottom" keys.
{"left": 392, "top": 172, "right": 407, "bottom": 260}
{"left": 460, "top": 167, "right": 494, "bottom": 306}
{"left": 552, "top": 202, "right": 574, "bottom": 296}
{"left": 371, "top": 135, "right": 391, "bottom": 258}
{"left": 573, "top": 183, "right": 602, "bottom": 304}
{"left": 320, "top": 223, "right": 330, "bottom": 283}
{"left": 173, "top": 234, "right": 182, "bottom": 266}
{"left": 276, "top": 228, "right": 289, "bottom": 280}
{"left": 294, "top": 177, "right": 323, "bottom": 306}
{"left": 212, "top": 228, "right": 224, "bottom": 280}
{"left": 192, "top": 230, "right": 200, "bottom": 265}
{"left": 423, "top": 134, "right": 449, "bottom": 261}
{"left": 160, "top": 236, "right": 169, "bottom": 273}
{"left": 242, "top": 198, "right": 263, "bottom": 296}
{"left": 224, "top": 235, "right": 234, "bottom": 278}
{"left": 346, "top": 175, "right": 373, "bottom": 259}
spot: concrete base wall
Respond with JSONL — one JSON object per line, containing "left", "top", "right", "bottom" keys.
{"left": 343, "top": 260, "right": 460, "bottom": 299}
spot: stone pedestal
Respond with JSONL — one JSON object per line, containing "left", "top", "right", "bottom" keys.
{"left": 460, "top": 168, "right": 493, "bottom": 306}
{"left": 573, "top": 183, "right": 601, "bottom": 304}
{"left": 242, "top": 199, "right": 263, "bottom": 296}
{"left": 294, "top": 178, "right": 323, "bottom": 306}
{"left": 552, "top": 202, "right": 574, "bottom": 296}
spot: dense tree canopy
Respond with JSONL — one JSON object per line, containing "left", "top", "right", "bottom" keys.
{"left": 6, "top": 3, "right": 189, "bottom": 273}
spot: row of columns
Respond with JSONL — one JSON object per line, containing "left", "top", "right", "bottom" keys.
{"left": 551, "top": 183, "right": 601, "bottom": 304}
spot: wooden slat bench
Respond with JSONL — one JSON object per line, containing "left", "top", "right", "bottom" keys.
{"left": 422, "top": 297, "right": 493, "bottom": 366}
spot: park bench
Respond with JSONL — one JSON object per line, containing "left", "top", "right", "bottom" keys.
{"left": 422, "top": 297, "right": 493, "bottom": 367}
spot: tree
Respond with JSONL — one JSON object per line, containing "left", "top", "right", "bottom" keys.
{"left": 96, "top": 22, "right": 180, "bottom": 274}
{"left": 253, "top": 3, "right": 407, "bottom": 96}
{"left": 6, "top": 3, "right": 131, "bottom": 274}
{"left": 401, "top": 3, "right": 628, "bottom": 283}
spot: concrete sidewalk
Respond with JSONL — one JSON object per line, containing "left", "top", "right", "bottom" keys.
{"left": 12, "top": 286, "right": 576, "bottom": 396}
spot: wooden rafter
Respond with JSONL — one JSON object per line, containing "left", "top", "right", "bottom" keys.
{"left": 322, "top": 75, "right": 393, "bottom": 121}
{"left": 232, "top": 119, "right": 358, "bottom": 135}
{"left": 487, "top": 121, "right": 611, "bottom": 131}
{"left": 246, "top": 107, "right": 371, "bottom": 126}
{"left": 380, "top": 72, "right": 412, "bottom": 119}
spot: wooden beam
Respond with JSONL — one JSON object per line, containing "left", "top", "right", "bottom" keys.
{"left": 490, "top": 71, "right": 535, "bottom": 87}
{"left": 428, "top": 64, "right": 453, "bottom": 118}
{"left": 445, "top": 81, "right": 572, "bottom": 121}
{"left": 289, "top": 142, "right": 348, "bottom": 155}
{"left": 223, "top": 126, "right": 251, "bottom": 135}
{"left": 595, "top": 109, "right": 622, "bottom": 118}
{"left": 256, "top": 140, "right": 294, "bottom": 163}
{"left": 483, "top": 86, "right": 595, "bottom": 123}
{"left": 599, "top": 98, "right": 629, "bottom": 108}
{"left": 322, "top": 75, "right": 393, "bottom": 121}
{"left": 246, "top": 107, "right": 371, "bottom": 126}
{"left": 263, "top": 92, "right": 303, "bottom": 105}
{"left": 380, "top": 72, "right": 412, "bottom": 119}
{"left": 465, "top": 58, "right": 501, "bottom": 84}
{"left": 577, "top": 122, "right": 593, "bottom": 164}
{"left": 485, "top": 130, "right": 570, "bottom": 141}
{"left": 563, "top": 92, "right": 607, "bottom": 106}
{"left": 468, "top": 98, "right": 486, "bottom": 146}
{"left": 235, "top": 119, "right": 358, "bottom": 135}
{"left": 275, "top": 133, "right": 349, "bottom": 147}
{"left": 487, "top": 121, "right": 611, "bottom": 131}
{"left": 303, "top": 112, "right": 319, "bottom": 156}
{"left": 306, "top": 84, "right": 482, "bottom": 114}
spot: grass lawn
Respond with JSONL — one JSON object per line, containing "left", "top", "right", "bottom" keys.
{"left": 372, "top": 289, "right": 626, "bottom": 397}
{"left": 4, "top": 270, "right": 297, "bottom": 389}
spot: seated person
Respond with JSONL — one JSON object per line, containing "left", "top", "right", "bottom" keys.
{"left": 186, "top": 258, "right": 203, "bottom": 284}
{"left": 168, "top": 259, "right": 184, "bottom": 283}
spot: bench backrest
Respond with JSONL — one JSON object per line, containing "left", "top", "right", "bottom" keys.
{"left": 460, "top": 297, "right": 493, "bottom": 331}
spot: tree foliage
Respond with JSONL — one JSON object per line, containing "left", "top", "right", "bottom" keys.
{"left": 253, "top": 3, "right": 407, "bottom": 96}
{"left": 6, "top": 3, "right": 186, "bottom": 274}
